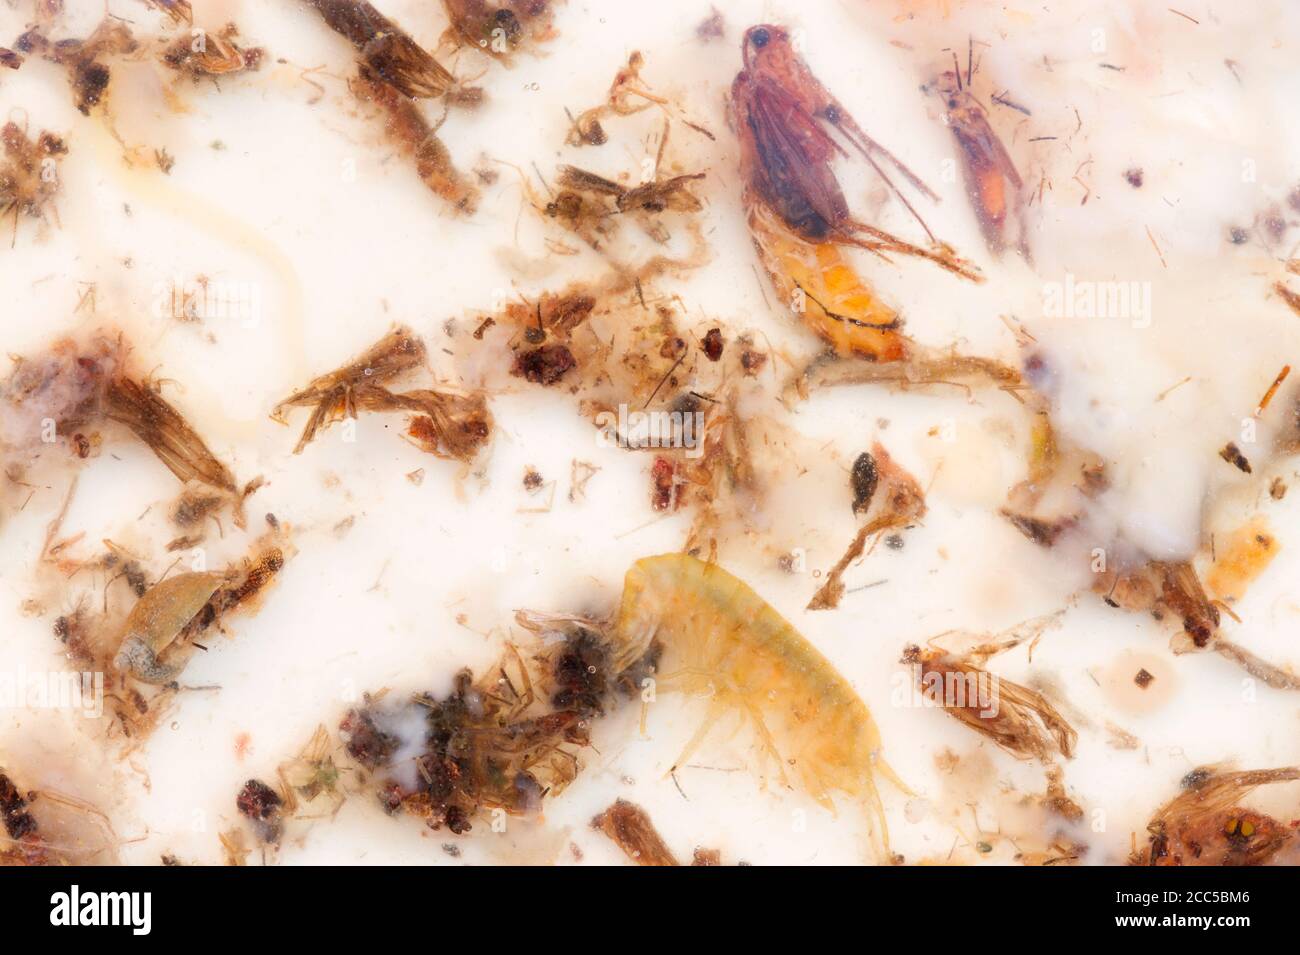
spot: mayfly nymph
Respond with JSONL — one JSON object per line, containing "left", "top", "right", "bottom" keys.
{"left": 614, "top": 553, "right": 907, "bottom": 856}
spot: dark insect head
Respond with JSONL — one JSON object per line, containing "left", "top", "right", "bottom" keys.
{"left": 742, "top": 24, "right": 786, "bottom": 67}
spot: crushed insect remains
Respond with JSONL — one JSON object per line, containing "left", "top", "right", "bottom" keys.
{"left": 591, "top": 799, "right": 679, "bottom": 866}
{"left": 337, "top": 616, "right": 660, "bottom": 834}
{"left": 161, "top": 22, "right": 264, "bottom": 79}
{"left": 442, "top": 0, "right": 559, "bottom": 61}
{"left": 1, "top": 333, "right": 255, "bottom": 522}
{"left": 809, "top": 443, "right": 926, "bottom": 610}
{"left": 0, "top": 121, "right": 67, "bottom": 244}
{"left": 273, "top": 327, "right": 492, "bottom": 462}
{"left": 901, "top": 645, "right": 1077, "bottom": 763}
{"left": 1135, "top": 766, "right": 1300, "bottom": 866}
{"left": 306, "top": 0, "right": 456, "bottom": 99}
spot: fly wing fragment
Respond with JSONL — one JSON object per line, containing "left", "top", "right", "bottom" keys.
{"left": 738, "top": 78, "right": 850, "bottom": 241}
{"left": 902, "top": 647, "right": 1076, "bottom": 762}
{"left": 104, "top": 377, "right": 238, "bottom": 494}
{"left": 591, "top": 799, "right": 679, "bottom": 866}
{"left": 307, "top": 0, "right": 454, "bottom": 98}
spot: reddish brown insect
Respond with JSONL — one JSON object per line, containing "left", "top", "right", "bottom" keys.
{"left": 732, "top": 24, "right": 972, "bottom": 268}
{"left": 931, "top": 50, "right": 1030, "bottom": 261}
{"left": 732, "top": 25, "right": 997, "bottom": 371}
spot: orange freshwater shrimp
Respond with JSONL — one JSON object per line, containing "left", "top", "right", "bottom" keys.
{"left": 614, "top": 553, "right": 907, "bottom": 858}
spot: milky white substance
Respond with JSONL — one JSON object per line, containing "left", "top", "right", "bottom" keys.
{"left": 1, "top": 0, "right": 1299, "bottom": 866}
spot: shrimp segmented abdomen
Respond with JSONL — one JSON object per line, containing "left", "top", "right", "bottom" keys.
{"left": 615, "top": 553, "right": 903, "bottom": 855}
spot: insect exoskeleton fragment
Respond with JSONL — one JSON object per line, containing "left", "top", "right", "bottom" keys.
{"left": 112, "top": 571, "right": 225, "bottom": 684}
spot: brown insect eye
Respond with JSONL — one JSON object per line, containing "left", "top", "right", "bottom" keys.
{"left": 824, "top": 104, "right": 840, "bottom": 123}
{"left": 750, "top": 28, "right": 770, "bottom": 49}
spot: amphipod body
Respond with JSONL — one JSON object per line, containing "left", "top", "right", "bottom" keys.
{"left": 615, "top": 553, "right": 906, "bottom": 856}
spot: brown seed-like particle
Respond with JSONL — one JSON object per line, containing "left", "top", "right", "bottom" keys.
{"left": 1219, "top": 442, "right": 1252, "bottom": 473}
{"left": 523, "top": 468, "right": 544, "bottom": 491}
{"left": 740, "top": 348, "right": 767, "bottom": 375}
{"left": 513, "top": 344, "right": 576, "bottom": 386}
{"left": 702, "top": 327, "right": 723, "bottom": 361}
{"left": 850, "top": 451, "right": 878, "bottom": 516}
{"left": 1270, "top": 476, "right": 1287, "bottom": 500}
{"left": 1134, "top": 668, "right": 1154, "bottom": 689}
{"left": 1124, "top": 167, "right": 1144, "bottom": 188}
{"left": 236, "top": 778, "right": 283, "bottom": 843}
